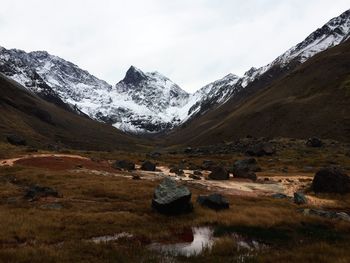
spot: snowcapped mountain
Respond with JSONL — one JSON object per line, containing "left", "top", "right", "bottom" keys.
{"left": 99, "top": 66, "right": 190, "bottom": 133}
{"left": 240, "top": 8, "right": 350, "bottom": 88}
{"left": 187, "top": 9, "right": 350, "bottom": 119}
{"left": 0, "top": 9, "right": 349, "bottom": 134}
{"left": 0, "top": 48, "right": 193, "bottom": 133}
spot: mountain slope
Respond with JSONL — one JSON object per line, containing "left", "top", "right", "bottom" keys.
{"left": 105, "top": 66, "right": 190, "bottom": 133}
{"left": 0, "top": 48, "right": 193, "bottom": 133}
{"left": 0, "top": 73, "right": 144, "bottom": 151}
{"left": 165, "top": 38, "right": 350, "bottom": 145}
{"left": 183, "top": 9, "right": 350, "bottom": 123}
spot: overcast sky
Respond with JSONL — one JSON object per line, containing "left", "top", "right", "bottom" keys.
{"left": 0, "top": 1, "right": 349, "bottom": 92}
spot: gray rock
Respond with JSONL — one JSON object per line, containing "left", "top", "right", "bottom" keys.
{"left": 312, "top": 167, "right": 350, "bottom": 194}
{"left": 141, "top": 161, "right": 156, "bottom": 171}
{"left": 113, "top": 160, "right": 136, "bottom": 171}
{"left": 246, "top": 142, "right": 275, "bottom": 157}
{"left": 197, "top": 194, "right": 229, "bottom": 210}
{"left": 301, "top": 209, "right": 350, "bottom": 222}
{"left": 208, "top": 166, "right": 229, "bottom": 180}
{"left": 25, "top": 185, "right": 59, "bottom": 201}
{"left": 306, "top": 137, "right": 323, "bottom": 147}
{"left": 193, "top": 170, "right": 203, "bottom": 176}
{"left": 189, "top": 174, "right": 201, "bottom": 180}
{"left": 152, "top": 178, "right": 193, "bottom": 215}
{"left": 272, "top": 193, "right": 288, "bottom": 199}
{"left": 294, "top": 192, "right": 307, "bottom": 205}
{"left": 232, "top": 158, "right": 260, "bottom": 181}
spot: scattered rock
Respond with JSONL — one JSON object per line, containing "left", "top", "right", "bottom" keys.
{"left": 24, "top": 185, "right": 59, "bottom": 201}
{"left": 208, "top": 166, "right": 229, "bottom": 180}
{"left": 281, "top": 167, "right": 288, "bottom": 173}
{"left": 188, "top": 163, "right": 200, "bottom": 170}
{"left": 232, "top": 158, "right": 260, "bottom": 181}
{"left": 141, "top": 161, "right": 156, "bottom": 171}
{"left": 113, "top": 160, "right": 136, "bottom": 171}
{"left": 246, "top": 142, "right": 275, "bottom": 157}
{"left": 184, "top": 147, "right": 193, "bottom": 154}
{"left": 189, "top": 174, "right": 201, "bottom": 180}
{"left": 272, "top": 193, "right": 288, "bottom": 199}
{"left": 193, "top": 170, "right": 203, "bottom": 176}
{"left": 201, "top": 160, "right": 215, "bottom": 170}
{"left": 169, "top": 167, "right": 184, "bottom": 176}
{"left": 312, "top": 167, "right": 350, "bottom": 194}
{"left": 151, "top": 178, "right": 193, "bottom": 215}
{"left": 306, "top": 137, "right": 323, "bottom": 147}
{"left": 6, "top": 135, "right": 26, "bottom": 146}
{"left": 294, "top": 192, "right": 307, "bottom": 205}
{"left": 197, "top": 194, "right": 229, "bottom": 210}
{"left": 301, "top": 209, "right": 350, "bottom": 222}
{"left": 147, "top": 151, "right": 162, "bottom": 159}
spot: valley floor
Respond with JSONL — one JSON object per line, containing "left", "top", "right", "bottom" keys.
{"left": 0, "top": 138, "right": 349, "bottom": 263}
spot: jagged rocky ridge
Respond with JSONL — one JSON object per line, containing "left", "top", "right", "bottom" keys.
{"left": 0, "top": 9, "right": 349, "bottom": 133}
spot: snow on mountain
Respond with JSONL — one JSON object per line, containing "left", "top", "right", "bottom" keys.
{"left": 0, "top": 48, "right": 192, "bottom": 133}
{"left": 188, "top": 9, "right": 350, "bottom": 118}
{"left": 0, "top": 9, "right": 349, "bottom": 134}
{"left": 99, "top": 66, "right": 191, "bottom": 133}
{"left": 240, "top": 9, "right": 350, "bottom": 88}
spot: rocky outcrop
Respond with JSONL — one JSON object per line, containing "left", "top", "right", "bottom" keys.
{"left": 245, "top": 142, "right": 275, "bottom": 157}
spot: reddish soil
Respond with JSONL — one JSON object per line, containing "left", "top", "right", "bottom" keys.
{"left": 15, "top": 156, "right": 116, "bottom": 173}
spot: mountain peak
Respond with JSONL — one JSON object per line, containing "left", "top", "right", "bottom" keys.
{"left": 123, "top": 65, "right": 147, "bottom": 84}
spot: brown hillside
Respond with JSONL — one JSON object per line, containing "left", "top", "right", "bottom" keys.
{"left": 166, "top": 40, "right": 350, "bottom": 146}
{"left": 0, "top": 73, "right": 146, "bottom": 151}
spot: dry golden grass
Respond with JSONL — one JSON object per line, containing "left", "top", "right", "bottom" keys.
{"left": 0, "top": 138, "right": 349, "bottom": 262}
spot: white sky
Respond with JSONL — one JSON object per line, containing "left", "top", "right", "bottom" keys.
{"left": 0, "top": 0, "right": 349, "bottom": 92}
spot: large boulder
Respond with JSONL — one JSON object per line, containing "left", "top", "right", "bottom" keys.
{"left": 312, "top": 167, "right": 350, "bottom": 194}
{"left": 306, "top": 137, "right": 323, "bottom": 147}
{"left": 208, "top": 166, "right": 229, "bottom": 180}
{"left": 151, "top": 178, "right": 193, "bottom": 215}
{"left": 141, "top": 161, "right": 156, "bottom": 171}
{"left": 245, "top": 142, "right": 275, "bottom": 157}
{"left": 197, "top": 194, "right": 229, "bottom": 210}
{"left": 6, "top": 135, "right": 26, "bottom": 146}
{"left": 113, "top": 160, "right": 135, "bottom": 171}
{"left": 232, "top": 158, "right": 261, "bottom": 181}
